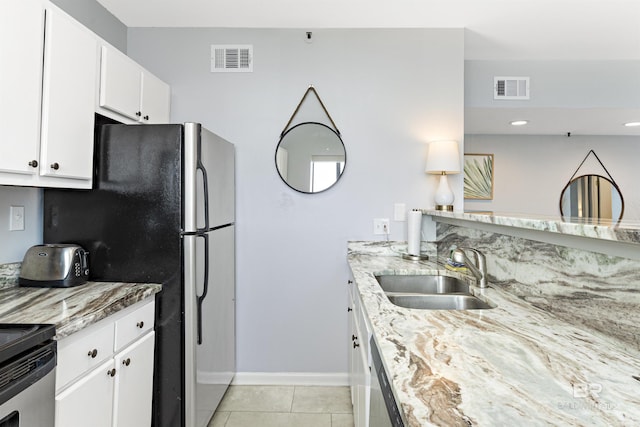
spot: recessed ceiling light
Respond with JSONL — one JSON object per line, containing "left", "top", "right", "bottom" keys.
{"left": 624, "top": 122, "right": 640, "bottom": 127}
{"left": 510, "top": 120, "right": 528, "bottom": 126}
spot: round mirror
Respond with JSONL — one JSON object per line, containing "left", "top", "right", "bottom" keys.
{"left": 275, "top": 122, "right": 346, "bottom": 193}
{"left": 559, "top": 174, "right": 624, "bottom": 222}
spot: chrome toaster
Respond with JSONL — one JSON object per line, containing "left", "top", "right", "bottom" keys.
{"left": 19, "top": 244, "right": 89, "bottom": 288}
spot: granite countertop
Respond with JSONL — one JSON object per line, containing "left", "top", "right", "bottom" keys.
{"left": 0, "top": 281, "right": 161, "bottom": 339}
{"left": 348, "top": 244, "right": 640, "bottom": 426}
{"left": 423, "top": 210, "right": 640, "bottom": 244}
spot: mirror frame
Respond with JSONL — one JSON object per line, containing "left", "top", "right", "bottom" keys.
{"left": 275, "top": 121, "right": 347, "bottom": 194}
{"left": 559, "top": 174, "right": 625, "bottom": 222}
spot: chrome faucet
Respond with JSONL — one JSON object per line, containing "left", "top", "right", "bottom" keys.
{"left": 452, "top": 248, "right": 487, "bottom": 288}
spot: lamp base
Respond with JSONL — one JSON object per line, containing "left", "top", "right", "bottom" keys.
{"left": 435, "top": 204, "right": 454, "bottom": 211}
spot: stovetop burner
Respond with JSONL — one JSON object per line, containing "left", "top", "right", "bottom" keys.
{"left": 0, "top": 324, "right": 56, "bottom": 365}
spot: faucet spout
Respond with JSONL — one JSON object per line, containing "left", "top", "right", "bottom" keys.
{"left": 452, "top": 248, "right": 487, "bottom": 288}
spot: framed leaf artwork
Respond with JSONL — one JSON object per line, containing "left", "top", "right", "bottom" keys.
{"left": 464, "top": 154, "right": 494, "bottom": 200}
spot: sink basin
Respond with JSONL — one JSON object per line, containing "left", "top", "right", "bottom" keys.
{"left": 375, "top": 274, "right": 469, "bottom": 294}
{"left": 387, "top": 294, "right": 495, "bottom": 310}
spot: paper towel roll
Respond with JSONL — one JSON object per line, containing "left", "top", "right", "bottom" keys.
{"left": 407, "top": 210, "right": 422, "bottom": 256}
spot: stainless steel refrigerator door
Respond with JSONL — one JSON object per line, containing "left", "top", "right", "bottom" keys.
{"left": 194, "top": 225, "right": 236, "bottom": 427}
{"left": 183, "top": 123, "right": 235, "bottom": 234}
{"left": 183, "top": 234, "right": 198, "bottom": 427}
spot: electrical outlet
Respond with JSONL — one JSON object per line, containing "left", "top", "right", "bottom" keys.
{"left": 373, "top": 218, "right": 390, "bottom": 235}
{"left": 9, "top": 206, "right": 25, "bottom": 231}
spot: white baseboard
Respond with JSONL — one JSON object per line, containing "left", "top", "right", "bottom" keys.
{"left": 232, "top": 372, "right": 349, "bottom": 386}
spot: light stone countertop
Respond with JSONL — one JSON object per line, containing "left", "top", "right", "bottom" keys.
{"left": 0, "top": 281, "right": 161, "bottom": 339}
{"left": 348, "top": 243, "right": 640, "bottom": 426}
{"left": 423, "top": 210, "right": 640, "bottom": 244}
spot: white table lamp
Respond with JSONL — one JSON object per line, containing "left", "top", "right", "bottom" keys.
{"left": 425, "top": 140, "right": 460, "bottom": 211}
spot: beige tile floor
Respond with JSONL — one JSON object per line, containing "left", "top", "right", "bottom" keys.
{"left": 208, "top": 385, "right": 355, "bottom": 427}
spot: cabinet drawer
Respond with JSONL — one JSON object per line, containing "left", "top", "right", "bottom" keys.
{"left": 114, "top": 301, "right": 155, "bottom": 351}
{"left": 57, "top": 322, "right": 115, "bottom": 391}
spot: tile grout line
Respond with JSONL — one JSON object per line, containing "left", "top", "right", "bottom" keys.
{"left": 290, "top": 385, "right": 296, "bottom": 413}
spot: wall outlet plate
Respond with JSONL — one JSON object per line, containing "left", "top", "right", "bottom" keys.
{"left": 373, "top": 218, "right": 390, "bottom": 235}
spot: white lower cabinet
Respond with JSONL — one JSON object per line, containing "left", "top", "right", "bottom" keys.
{"left": 55, "top": 299, "right": 155, "bottom": 427}
{"left": 56, "top": 358, "right": 116, "bottom": 427}
{"left": 113, "top": 332, "right": 155, "bottom": 427}
{"left": 348, "top": 280, "right": 371, "bottom": 427}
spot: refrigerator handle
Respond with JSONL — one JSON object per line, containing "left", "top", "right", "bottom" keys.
{"left": 197, "top": 138, "right": 210, "bottom": 232}
{"left": 196, "top": 233, "right": 209, "bottom": 345}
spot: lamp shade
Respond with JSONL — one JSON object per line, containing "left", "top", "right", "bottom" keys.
{"left": 425, "top": 140, "right": 460, "bottom": 174}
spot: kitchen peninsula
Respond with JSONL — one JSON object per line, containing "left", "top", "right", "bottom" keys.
{"left": 348, "top": 211, "right": 640, "bottom": 426}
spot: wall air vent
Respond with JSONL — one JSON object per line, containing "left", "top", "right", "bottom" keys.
{"left": 494, "top": 76, "right": 529, "bottom": 100}
{"left": 211, "top": 45, "right": 253, "bottom": 72}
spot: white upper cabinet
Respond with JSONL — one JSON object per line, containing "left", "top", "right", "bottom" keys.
{"left": 140, "top": 71, "right": 171, "bottom": 124}
{"left": 0, "top": 0, "right": 44, "bottom": 175}
{"left": 0, "top": 0, "right": 171, "bottom": 188}
{"left": 99, "top": 46, "right": 143, "bottom": 121}
{"left": 100, "top": 45, "right": 171, "bottom": 124}
{"left": 40, "top": 6, "right": 98, "bottom": 180}
{"left": 0, "top": 1, "right": 97, "bottom": 188}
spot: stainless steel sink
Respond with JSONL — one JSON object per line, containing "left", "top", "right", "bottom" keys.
{"left": 387, "top": 294, "right": 495, "bottom": 310}
{"left": 375, "top": 274, "right": 469, "bottom": 294}
{"left": 374, "top": 274, "right": 496, "bottom": 310}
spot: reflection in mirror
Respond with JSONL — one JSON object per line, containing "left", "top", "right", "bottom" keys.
{"left": 275, "top": 122, "right": 346, "bottom": 193}
{"left": 559, "top": 175, "right": 624, "bottom": 223}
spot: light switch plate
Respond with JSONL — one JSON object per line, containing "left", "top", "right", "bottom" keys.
{"left": 9, "top": 206, "right": 25, "bottom": 231}
{"left": 394, "top": 203, "right": 406, "bottom": 221}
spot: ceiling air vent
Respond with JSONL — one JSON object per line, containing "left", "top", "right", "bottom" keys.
{"left": 494, "top": 76, "right": 529, "bottom": 100}
{"left": 211, "top": 45, "right": 253, "bottom": 72}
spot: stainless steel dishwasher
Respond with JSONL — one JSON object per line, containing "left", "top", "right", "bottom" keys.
{"left": 0, "top": 324, "right": 56, "bottom": 427}
{"left": 370, "top": 337, "right": 404, "bottom": 427}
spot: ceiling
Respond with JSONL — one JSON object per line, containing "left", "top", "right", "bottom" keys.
{"left": 96, "top": 0, "right": 640, "bottom": 136}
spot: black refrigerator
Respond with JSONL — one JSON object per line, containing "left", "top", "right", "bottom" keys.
{"left": 44, "top": 121, "right": 236, "bottom": 427}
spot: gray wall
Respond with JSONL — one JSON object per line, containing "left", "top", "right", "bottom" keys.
{"left": 128, "top": 28, "right": 465, "bottom": 376}
{"left": 0, "top": 188, "right": 42, "bottom": 263}
{"left": 464, "top": 59, "right": 640, "bottom": 220}
{"left": 465, "top": 60, "right": 640, "bottom": 108}
{"left": 464, "top": 134, "right": 640, "bottom": 219}
{"left": 0, "top": 0, "right": 127, "bottom": 264}
{"left": 51, "top": 0, "right": 127, "bottom": 52}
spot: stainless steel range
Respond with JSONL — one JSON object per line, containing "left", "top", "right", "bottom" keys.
{"left": 0, "top": 324, "right": 56, "bottom": 427}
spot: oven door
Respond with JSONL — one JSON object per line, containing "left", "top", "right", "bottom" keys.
{"left": 0, "top": 341, "right": 56, "bottom": 427}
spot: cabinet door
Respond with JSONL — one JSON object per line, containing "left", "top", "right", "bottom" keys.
{"left": 0, "top": 0, "right": 44, "bottom": 175}
{"left": 100, "top": 46, "right": 142, "bottom": 121}
{"left": 113, "top": 332, "right": 155, "bottom": 427}
{"left": 40, "top": 6, "right": 97, "bottom": 180}
{"left": 56, "top": 359, "right": 116, "bottom": 427}
{"left": 140, "top": 70, "right": 170, "bottom": 124}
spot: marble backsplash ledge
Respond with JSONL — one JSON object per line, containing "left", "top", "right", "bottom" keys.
{"left": 0, "top": 263, "right": 20, "bottom": 290}
{"left": 347, "top": 240, "right": 436, "bottom": 258}
{"left": 436, "top": 223, "right": 640, "bottom": 352}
